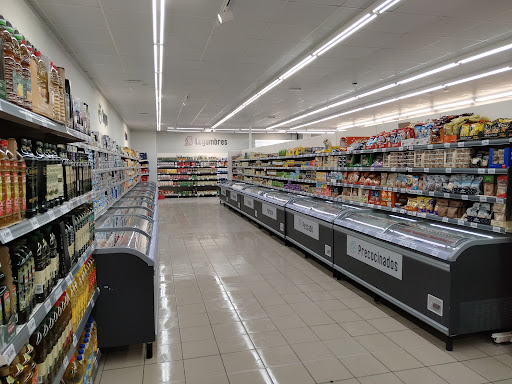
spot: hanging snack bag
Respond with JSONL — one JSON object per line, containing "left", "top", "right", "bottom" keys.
{"left": 496, "top": 175, "right": 508, "bottom": 198}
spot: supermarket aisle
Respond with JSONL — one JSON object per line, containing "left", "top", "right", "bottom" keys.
{"left": 96, "top": 198, "right": 512, "bottom": 384}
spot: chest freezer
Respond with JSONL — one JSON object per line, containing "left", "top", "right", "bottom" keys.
{"left": 112, "top": 197, "right": 155, "bottom": 213}
{"left": 219, "top": 180, "right": 238, "bottom": 203}
{"left": 227, "top": 183, "right": 248, "bottom": 208}
{"left": 238, "top": 185, "right": 267, "bottom": 220}
{"left": 96, "top": 214, "right": 154, "bottom": 237}
{"left": 104, "top": 206, "right": 154, "bottom": 219}
{"left": 332, "top": 210, "right": 512, "bottom": 340}
{"left": 285, "top": 198, "right": 363, "bottom": 266}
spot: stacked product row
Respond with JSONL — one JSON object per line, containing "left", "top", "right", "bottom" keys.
{"left": 157, "top": 156, "right": 226, "bottom": 197}
{"left": 219, "top": 181, "right": 512, "bottom": 350}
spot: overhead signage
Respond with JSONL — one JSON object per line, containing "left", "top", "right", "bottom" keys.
{"left": 185, "top": 136, "right": 228, "bottom": 147}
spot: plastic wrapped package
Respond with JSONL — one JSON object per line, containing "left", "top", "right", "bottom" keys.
{"left": 496, "top": 175, "right": 508, "bottom": 198}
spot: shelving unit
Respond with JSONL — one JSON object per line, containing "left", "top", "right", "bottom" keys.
{"left": 51, "top": 289, "right": 100, "bottom": 384}
{"left": 0, "top": 243, "right": 96, "bottom": 365}
{"left": 158, "top": 155, "right": 227, "bottom": 198}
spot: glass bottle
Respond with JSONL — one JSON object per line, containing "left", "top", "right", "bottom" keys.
{"left": 0, "top": 140, "right": 12, "bottom": 226}
{"left": 27, "top": 234, "right": 46, "bottom": 303}
{"left": 19, "top": 139, "right": 36, "bottom": 217}
{"left": 33, "top": 141, "right": 47, "bottom": 213}
{"left": 37, "top": 232, "right": 51, "bottom": 294}
{"left": 0, "top": 19, "right": 17, "bottom": 106}
{"left": 8, "top": 139, "right": 25, "bottom": 220}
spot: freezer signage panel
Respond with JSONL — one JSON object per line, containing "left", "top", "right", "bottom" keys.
{"left": 347, "top": 235, "right": 403, "bottom": 280}
{"left": 262, "top": 204, "right": 277, "bottom": 220}
{"left": 221, "top": 188, "right": 226, "bottom": 196}
{"left": 230, "top": 191, "right": 238, "bottom": 200}
{"left": 244, "top": 196, "right": 254, "bottom": 209}
{"left": 294, "top": 215, "right": 319, "bottom": 240}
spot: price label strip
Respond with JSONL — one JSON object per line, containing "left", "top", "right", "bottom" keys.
{"left": 27, "top": 318, "right": 36, "bottom": 334}
{"left": 44, "top": 300, "right": 52, "bottom": 313}
{"left": 0, "top": 229, "right": 13, "bottom": 244}
{"left": 29, "top": 217, "right": 39, "bottom": 229}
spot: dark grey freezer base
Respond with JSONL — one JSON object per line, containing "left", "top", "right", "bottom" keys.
{"left": 223, "top": 198, "right": 285, "bottom": 239}
{"left": 285, "top": 211, "right": 333, "bottom": 267}
{"left": 333, "top": 226, "right": 512, "bottom": 337}
{"left": 94, "top": 252, "right": 156, "bottom": 348}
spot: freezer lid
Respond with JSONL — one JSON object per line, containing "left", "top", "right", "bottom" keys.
{"left": 232, "top": 183, "right": 249, "bottom": 191}
{"left": 335, "top": 211, "right": 512, "bottom": 261}
{"left": 285, "top": 197, "right": 346, "bottom": 221}
{"left": 260, "top": 190, "right": 300, "bottom": 206}
{"left": 243, "top": 186, "right": 267, "bottom": 197}
{"left": 95, "top": 230, "right": 154, "bottom": 265}
{"left": 96, "top": 214, "right": 154, "bottom": 237}
{"left": 220, "top": 180, "right": 237, "bottom": 187}
{"left": 113, "top": 199, "right": 155, "bottom": 212}
{"left": 105, "top": 207, "right": 154, "bottom": 219}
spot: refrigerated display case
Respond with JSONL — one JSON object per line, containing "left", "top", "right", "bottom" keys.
{"left": 93, "top": 182, "right": 159, "bottom": 358}
{"left": 219, "top": 180, "right": 238, "bottom": 204}
{"left": 112, "top": 197, "right": 155, "bottom": 213}
{"left": 227, "top": 183, "right": 248, "bottom": 208}
{"left": 333, "top": 211, "right": 512, "bottom": 348}
{"left": 285, "top": 198, "right": 362, "bottom": 266}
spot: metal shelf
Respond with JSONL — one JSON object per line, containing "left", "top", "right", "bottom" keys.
{"left": 233, "top": 165, "right": 507, "bottom": 174}
{"left": 0, "top": 99, "right": 93, "bottom": 144}
{"left": 92, "top": 166, "right": 141, "bottom": 174}
{"left": 52, "top": 288, "right": 100, "bottom": 384}
{"left": 77, "top": 143, "right": 140, "bottom": 161}
{"left": 0, "top": 243, "right": 96, "bottom": 366}
{"left": 87, "top": 350, "right": 102, "bottom": 384}
{"left": 234, "top": 179, "right": 509, "bottom": 234}
{"left": 0, "top": 192, "right": 94, "bottom": 244}
{"left": 232, "top": 137, "right": 512, "bottom": 162}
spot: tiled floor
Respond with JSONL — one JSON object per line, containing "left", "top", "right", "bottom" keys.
{"left": 96, "top": 197, "right": 512, "bottom": 384}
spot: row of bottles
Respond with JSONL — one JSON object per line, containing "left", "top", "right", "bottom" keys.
{"left": 0, "top": 342, "right": 36, "bottom": 384}
{"left": 0, "top": 15, "right": 91, "bottom": 134}
{"left": 67, "top": 258, "right": 96, "bottom": 334}
{"left": 0, "top": 204, "right": 94, "bottom": 326}
{"left": 62, "top": 317, "right": 98, "bottom": 384}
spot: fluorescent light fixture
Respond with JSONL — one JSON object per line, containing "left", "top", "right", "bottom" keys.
{"left": 259, "top": 79, "right": 282, "bottom": 96}
{"left": 377, "top": 0, "right": 401, "bottom": 13}
{"left": 445, "top": 66, "right": 511, "bottom": 87}
{"left": 329, "top": 97, "right": 358, "bottom": 109}
{"left": 399, "top": 85, "right": 445, "bottom": 100}
{"left": 280, "top": 55, "right": 317, "bottom": 80}
{"left": 159, "top": 45, "right": 163, "bottom": 73}
{"left": 430, "top": 224, "right": 493, "bottom": 239}
{"left": 475, "top": 90, "right": 512, "bottom": 102}
{"left": 314, "top": 14, "right": 377, "bottom": 57}
{"left": 373, "top": 0, "right": 399, "bottom": 12}
{"left": 398, "top": 63, "right": 458, "bottom": 85}
{"left": 218, "top": 10, "right": 234, "bottom": 23}
{"left": 160, "top": 0, "right": 165, "bottom": 44}
{"left": 357, "top": 83, "right": 396, "bottom": 98}
{"left": 365, "top": 98, "right": 398, "bottom": 109}
{"left": 458, "top": 42, "right": 512, "bottom": 64}
{"left": 400, "top": 107, "right": 433, "bottom": 117}
{"left": 433, "top": 99, "right": 474, "bottom": 110}
{"left": 152, "top": 0, "right": 157, "bottom": 44}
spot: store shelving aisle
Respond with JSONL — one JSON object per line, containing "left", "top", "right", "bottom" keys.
{"left": 95, "top": 198, "right": 512, "bottom": 384}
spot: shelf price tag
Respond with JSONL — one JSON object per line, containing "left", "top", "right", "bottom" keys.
{"left": 44, "top": 300, "right": 52, "bottom": 313}
{"left": 445, "top": 168, "right": 452, "bottom": 173}
{"left": 73, "top": 335, "right": 78, "bottom": 347}
{"left": 442, "top": 217, "right": 449, "bottom": 222}
{"left": 444, "top": 143, "right": 451, "bottom": 148}
{"left": 493, "top": 226, "right": 503, "bottom": 233}
{"left": 29, "top": 218, "right": 39, "bottom": 229}
{"left": 54, "top": 286, "right": 63, "bottom": 301}
{"left": 66, "top": 275, "right": 73, "bottom": 286}
{"left": 47, "top": 210, "right": 55, "bottom": 221}
{"left": 418, "top": 213, "right": 427, "bottom": 218}
{"left": 496, "top": 198, "right": 505, "bottom": 204}
{"left": 27, "top": 318, "right": 36, "bottom": 334}
{"left": 63, "top": 355, "right": 69, "bottom": 368}
{"left": 424, "top": 168, "right": 430, "bottom": 172}
{"left": 429, "top": 191, "right": 435, "bottom": 196}
{"left": 458, "top": 219, "right": 465, "bottom": 225}
{"left": 457, "top": 142, "right": 465, "bottom": 147}
{"left": 478, "top": 168, "right": 485, "bottom": 174}
{"left": 399, "top": 146, "right": 405, "bottom": 151}
{"left": 462, "top": 195, "right": 469, "bottom": 200}
{"left": 408, "top": 146, "right": 414, "bottom": 150}
{"left": 443, "top": 193, "right": 450, "bottom": 198}
{"left": 482, "top": 139, "right": 490, "bottom": 146}
{"left": 470, "top": 222, "right": 478, "bottom": 228}
{"left": 373, "top": 148, "right": 378, "bottom": 152}
{"left": 0, "top": 229, "right": 13, "bottom": 244}
{"left": 4, "top": 344, "right": 16, "bottom": 364}
{"left": 427, "top": 144, "right": 434, "bottom": 149}
{"left": 391, "top": 167, "right": 397, "bottom": 172}
{"left": 488, "top": 169, "right": 496, "bottom": 174}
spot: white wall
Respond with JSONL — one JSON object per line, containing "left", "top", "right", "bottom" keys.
{"left": 2, "top": 1, "right": 130, "bottom": 147}
{"left": 155, "top": 132, "right": 294, "bottom": 155}
{"left": 130, "top": 130, "right": 157, "bottom": 184}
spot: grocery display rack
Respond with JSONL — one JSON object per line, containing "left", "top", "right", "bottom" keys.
{"left": 0, "top": 243, "right": 96, "bottom": 366}
{"left": 51, "top": 289, "right": 100, "bottom": 384}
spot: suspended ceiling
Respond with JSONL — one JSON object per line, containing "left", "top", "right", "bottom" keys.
{"left": 28, "top": 0, "right": 512, "bottom": 132}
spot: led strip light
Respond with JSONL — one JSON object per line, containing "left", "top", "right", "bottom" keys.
{"left": 281, "top": 65, "right": 512, "bottom": 131}
{"left": 266, "top": 40, "right": 512, "bottom": 130}
{"left": 153, "top": 0, "right": 166, "bottom": 131}
{"left": 210, "top": 0, "right": 402, "bottom": 130}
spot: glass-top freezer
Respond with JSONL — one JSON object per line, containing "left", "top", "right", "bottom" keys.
{"left": 287, "top": 197, "right": 361, "bottom": 222}
{"left": 260, "top": 191, "right": 300, "bottom": 207}
{"left": 96, "top": 214, "right": 154, "bottom": 237}
{"left": 96, "top": 230, "right": 151, "bottom": 255}
{"left": 113, "top": 198, "right": 155, "bottom": 212}
{"left": 220, "top": 180, "right": 238, "bottom": 187}
{"left": 105, "top": 206, "right": 154, "bottom": 219}
{"left": 334, "top": 211, "right": 510, "bottom": 261}
{"left": 243, "top": 186, "right": 267, "bottom": 197}
{"left": 231, "top": 183, "right": 249, "bottom": 191}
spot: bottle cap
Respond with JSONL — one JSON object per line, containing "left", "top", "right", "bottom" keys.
{"left": 80, "top": 343, "right": 85, "bottom": 349}
{"left": 78, "top": 349, "right": 85, "bottom": 354}
{"left": 77, "top": 355, "right": 83, "bottom": 361}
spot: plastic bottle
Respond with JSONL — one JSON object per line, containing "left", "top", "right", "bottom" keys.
{"left": 0, "top": 272, "right": 11, "bottom": 325}
{"left": 0, "top": 141, "right": 12, "bottom": 226}
{"left": 0, "top": 19, "right": 18, "bottom": 106}
{"left": 62, "top": 355, "right": 83, "bottom": 384}
{"left": 18, "top": 240, "right": 34, "bottom": 313}
{"left": 10, "top": 28, "right": 23, "bottom": 107}
{"left": 3, "top": 140, "right": 20, "bottom": 224}
{"left": 8, "top": 139, "right": 26, "bottom": 220}
{"left": 18, "top": 39, "right": 31, "bottom": 110}
{"left": 49, "top": 64, "right": 60, "bottom": 121}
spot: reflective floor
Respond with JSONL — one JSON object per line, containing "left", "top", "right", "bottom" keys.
{"left": 96, "top": 197, "right": 512, "bottom": 384}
